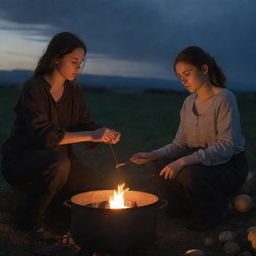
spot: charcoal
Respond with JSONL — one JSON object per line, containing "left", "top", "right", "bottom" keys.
{"left": 85, "top": 202, "right": 100, "bottom": 208}
{"left": 85, "top": 201, "right": 110, "bottom": 209}
{"left": 126, "top": 200, "right": 138, "bottom": 208}
{"left": 98, "top": 201, "right": 110, "bottom": 209}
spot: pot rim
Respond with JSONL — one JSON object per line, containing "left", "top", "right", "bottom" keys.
{"left": 70, "top": 189, "right": 160, "bottom": 210}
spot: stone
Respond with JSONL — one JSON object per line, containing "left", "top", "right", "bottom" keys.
{"left": 219, "top": 231, "right": 235, "bottom": 242}
{"left": 184, "top": 249, "right": 205, "bottom": 256}
{"left": 224, "top": 242, "right": 240, "bottom": 255}
{"left": 233, "top": 194, "right": 253, "bottom": 213}
{"left": 204, "top": 237, "right": 215, "bottom": 247}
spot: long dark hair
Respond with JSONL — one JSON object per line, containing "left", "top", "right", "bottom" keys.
{"left": 34, "top": 32, "right": 86, "bottom": 76}
{"left": 173, "top": 46, "right": 226, "bottom": 88}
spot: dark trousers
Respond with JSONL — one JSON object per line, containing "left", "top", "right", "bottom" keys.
{"left": 150, "top": 152, "right": 248, "bottom": 221}
{"left": 2, "top": 150, "right": 104, "bottom": 223}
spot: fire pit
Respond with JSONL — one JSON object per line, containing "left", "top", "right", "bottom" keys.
{"left": 67, "top": 185, "right": 160, "bottom": 254}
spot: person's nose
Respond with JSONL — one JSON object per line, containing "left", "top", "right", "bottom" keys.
{"left": 181, "top": 76, "right": 187, "bottom": 85}
{"left": 75, "top": 64, "right": 81, "bottom": 72}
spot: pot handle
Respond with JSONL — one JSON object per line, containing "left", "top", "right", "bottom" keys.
{"left": 158, "top": 199, "right": 168, "bottom": 210}
{"left": 63, "top": 199, "right": 72, "bottom": 208}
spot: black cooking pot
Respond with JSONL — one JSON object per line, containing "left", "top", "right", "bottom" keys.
{"left": 66, "top": 190, "right": 163, "bottom": 253}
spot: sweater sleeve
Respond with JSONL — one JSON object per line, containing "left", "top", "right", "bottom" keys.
{"left": 22, "top": 81, "right": 65, "bottom": 149}
{"left": 192, "top": 93, "right": 242, "bottom": 165}
{"left": 74, "top": 87, "right": 101, "bottom": 131}
{"left": 152, "top": 101, "right": 192, "bottom": 159}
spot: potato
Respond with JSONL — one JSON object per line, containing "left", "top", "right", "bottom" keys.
{"left": 219, "top": 231, "right": 235, "bottom": 242}
{"left": 224, "top": 242, "right": 240, "bottom": 255}
{"left": 247, "top": 230, "right": 256, "bottom": 242}
{"left": 246, "top": 226, "right": 256, "bottom": 233}
{"left": 251, "top": 239, "right": 256, "bottom": 249}
{"left": 204, "top": 237, "right": 215, "bottom": 247}
{"left": 233, "top": 194, "right": 253, "bottom": 213}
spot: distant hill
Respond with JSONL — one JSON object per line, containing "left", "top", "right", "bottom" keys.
{"left": 0, "top": 70, "right": 182, "bottom": 91}
{"left": 0, "top": 69, "right": 254, "bottom": 92}
{"left": 0, "top": 70, "right": 33, "bottom": 86}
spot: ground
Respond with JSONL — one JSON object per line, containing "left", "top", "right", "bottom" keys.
{"left": 1, "top": 170, "right": 256, "bottom": 256}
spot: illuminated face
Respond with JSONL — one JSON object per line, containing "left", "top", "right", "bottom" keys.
{"left": 55, "top": 47, "right": 85, "bottom": 81}
{"left": 175, "top": 61, "right": 208, "bottom": 93}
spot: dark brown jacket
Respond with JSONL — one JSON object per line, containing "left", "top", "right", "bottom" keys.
{"left": 1, "top": 75, "right": 100, "bottom": 160}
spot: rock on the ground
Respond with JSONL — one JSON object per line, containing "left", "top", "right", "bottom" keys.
{"left": 233, "top": 194, "right": 254, "bottom": 213}
{"left": 219, "top": 231, "right": 235, "bottom": 242}
{"left": 204, "top": 237, "right": 215, "bottom": 247}
{"left": 223, "top": 242, "right": 240, "bottom": 255}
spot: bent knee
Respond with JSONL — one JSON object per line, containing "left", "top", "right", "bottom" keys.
{"left": 54, "top": 151, "right": 71, "bottom": 170}
{"left": 176, "top": 165, "right": 207, "bottom": 189}
{"left": 46, "top": 151, "right": 71, "bottom": 177}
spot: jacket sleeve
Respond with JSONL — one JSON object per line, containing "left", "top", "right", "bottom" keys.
{"left": 22, "top": 82, "right": 65, "bottom": 149}
{"left": 74, "top": 87, "right": 101, "bottom": 131}
{"left": 192, "top": 93, "right": 243, "bottom": 165}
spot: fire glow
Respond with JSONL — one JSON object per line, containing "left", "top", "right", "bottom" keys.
{"left": 109, "top": 183, "right": 129, "bottom": 209}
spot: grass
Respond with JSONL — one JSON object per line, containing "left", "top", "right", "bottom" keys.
{"left": 0, "top": 88, "right": 255, "bottom": 186}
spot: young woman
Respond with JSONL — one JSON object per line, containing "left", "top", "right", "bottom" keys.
{"left": 130, "top": 46, "right": 248, "bottom": 230}
{"left": 1, "top": 32, "right": 120, "bottom": 233}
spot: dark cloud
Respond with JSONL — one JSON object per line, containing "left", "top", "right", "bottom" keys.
{"left": 0, "top": 0, "right": 256, "bottom": 86}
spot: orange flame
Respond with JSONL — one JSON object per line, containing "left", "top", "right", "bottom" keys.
{"left": 109, "top": 183, "right": 129, "bottom": 209}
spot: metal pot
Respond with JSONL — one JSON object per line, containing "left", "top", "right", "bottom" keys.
{"left": 67, "top": 190, "right": 162, "bottom": 253}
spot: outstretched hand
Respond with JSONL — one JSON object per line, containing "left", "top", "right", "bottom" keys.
{"left": 130, "top": 152, "right": 158, "bottom": 165}
{"left": 159, "top": 159, "right": 184, "bottom": 179}
{"left": 92, "top": 128, "right": 120, "bottom": 144}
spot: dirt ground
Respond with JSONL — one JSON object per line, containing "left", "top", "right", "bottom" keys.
{"left": 1, "top": 171, "right": 256, "bottom": 256}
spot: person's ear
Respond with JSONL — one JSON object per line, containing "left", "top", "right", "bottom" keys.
{"left": 201, "top": 64, "right": 208, "bottom": 74}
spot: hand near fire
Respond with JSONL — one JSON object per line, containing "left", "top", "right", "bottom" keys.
{"left": 130, "top": 152, "right": 158, "bottom": 165}
{"left": 91, "top": 128, "right": 120, "bottom": 144}
{"left": 159, "top": 159, "right": 184, "bottom": 179}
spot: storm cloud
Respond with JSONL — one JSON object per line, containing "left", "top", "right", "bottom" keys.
{"left": 0, "top": 0, "right": 256, "bottom": 88}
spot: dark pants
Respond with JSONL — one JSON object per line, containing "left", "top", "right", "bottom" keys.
{"left": 2, "top": 150, "right": 104, "bottom": 223}
{"left": 150, "top": 152, "right": 248, "bottom": 221}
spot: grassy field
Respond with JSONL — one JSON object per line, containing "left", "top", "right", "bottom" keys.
{"left": 0, "top": 88, "right": 255, "bottom": 186}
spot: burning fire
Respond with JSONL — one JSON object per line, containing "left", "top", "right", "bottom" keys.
{"left": 109, "top": 183, "right": 129, "bottom": 209}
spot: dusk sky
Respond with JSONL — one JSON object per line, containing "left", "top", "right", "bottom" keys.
{"left": 0, "top": 0, "right": 255, "bottom": 90}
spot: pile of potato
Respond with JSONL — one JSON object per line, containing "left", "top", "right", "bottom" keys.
{"left": 183, "top": 229, "right": 254, "bottom": 255}
{"left": 183, "top": 192, "right": 256, "bottom": 256}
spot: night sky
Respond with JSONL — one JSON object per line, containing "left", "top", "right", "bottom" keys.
{"left": 0, "top": 0, "right": 255, "bottom": 90}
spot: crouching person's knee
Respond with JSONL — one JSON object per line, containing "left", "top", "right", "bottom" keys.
{"left": 176, "top": 165, "right": 205, "bottom": 190}
{"left": 44, "top": 151, "right": 71, "bottom": 192}
{"left": 54, "top": 151, "right": 71, "bottom": 173}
